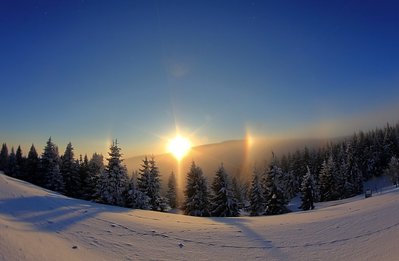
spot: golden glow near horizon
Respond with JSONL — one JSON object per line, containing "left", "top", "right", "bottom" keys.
{"left": 167, "top": 135, "right": 191, "bottom": 161}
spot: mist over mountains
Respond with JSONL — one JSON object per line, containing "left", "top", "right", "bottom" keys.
{"left": 125, "top": 137, "right": 344, "bottom": 183}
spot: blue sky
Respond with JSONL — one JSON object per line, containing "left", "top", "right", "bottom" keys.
{"left": 1, "top": 0, "right": 399, "bottom": 157}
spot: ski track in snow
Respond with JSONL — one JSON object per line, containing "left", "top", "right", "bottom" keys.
{"left": 86, "top": 213, "right": 399, "bottom": 250}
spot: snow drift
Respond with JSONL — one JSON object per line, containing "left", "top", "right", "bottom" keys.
{"left": 1, "top": 173, "right": 399, "bottom": 260}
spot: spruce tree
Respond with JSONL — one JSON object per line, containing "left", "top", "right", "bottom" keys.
{"left": 0, "top": 143, "right": 8, "bottom": 173}
{"left": 352, "top": 162, "right": 364, "bottom": 194}
{"left": 334, "top": 145, "right": 347, "bottom": 198}
{"left": 86, "top": 153, "right": 104, "bottom": 200}
{"left": 15, "top": 146, "right": 25, "bottom": 180}
{"left": 212, "top": 165, "right": 238, "bottom": 215}
{"left": 285, "top": 170, "right": 297, "bottom": 200}
{"left": 231, "top": 176, "right": 243, "bottom": 208}
{"left": 8, "top": 147, "right": 16, "bottom": 177}
{"left": 166, "top": 171, "right": 178, "bottom": 209}
{"left": 26, "top": 144, "right": 40, "bottom": 184}
{"left": 385, "top": 156, "right": 399, "bottom": 187}
{"left": 210, "top": 165, "right": 239, "bottom": 217}
{"left": 148, "top": 157, "right": 165, "bottom": 211}
{"left": 249, "top": 169, "right": 264, "bottom": 216}
{"left": 46, "top": 164, "right": 64, "bottom": 192}
{"left": 41, "top": 138, "right": 64, "bottom": 193}
{"left": 78, "top": 155, "right": 90, "bottom": 199}
{"left": 96, "top": 140, "right": 128, "bottom": 206}
{"left": 319, "top": 155, "right": 335, "bottom": 201}
{"left": 137, "top": 156, "right": 164, "bottom": 211}
{"left": 61, "top": 143, "right": 81, "bottom": 197}
{"left": 183, "top": 161, "right": 210, "bottom": 216}
{"left": 137, "top": 156, "right": 151, "bottom": 198}
{"left": 300, "top": 167, "right": 315, "bottom": 210}
{"left": 125, "top": 175, "right": 150, "bottom": 209}
{"left": 264, "top": 160, "right": 289, "bottom": 215}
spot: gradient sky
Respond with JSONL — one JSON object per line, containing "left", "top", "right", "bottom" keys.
{"left": 1, "top": 0, "right": 399, "bottom": 157}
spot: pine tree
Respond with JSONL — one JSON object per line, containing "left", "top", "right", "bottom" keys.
{"left": 41, "top": 138, "right": 64, "bottom": 193}
{"left": 264, "top": 160, "right": 289, "bottom": 215}
{"left": 137, "top": 156, "right": 164, "bottom": 211}
{"left": 385, "top": 156, "right": 399, "bottom": 187}
{"left": 334, "top": 144, "right": 347, "bottom": 198}
{"left": 8, "top": 147, "right": 17, "bottom": 177}
{"left": 86, "top": 153, "right": 104, "bottom": 200}
{"left": 340, "top": 141, "right": 364, "bottom": 197}
{"left": 148, "top": 157, "right": 165, "bottom": 211}
{"left": 61, "top": 143, "right": 81, "bottom": 197}
{"left": 96, "top": 140, "right": 128, "bottom": 206}
{"left": 319, "top": 155, "right": 336, "bottom": 201}
{"left": 353, "top": 162, "right": 364, "bottom": 194}
{"left": 137, "top": 156, "right": 151, "bottom": 197}
{"left": 125, "top": 175, "right": 150, "bottom": 209}
{"left": 300, "top": 166, "right": 315, "bottom": 210}
{"left": 26, "top": 144, "right": 40, "bottom": 184}
{"left": 210, "top": 165, "right": 239, "bottom": 217}
{"left": 183, "top": 161, "right": 210, "bottom": 216}
{"left": 290, "top": 150, "right": 303, "bottom": 194}
{"left": 284, "top": 170, "right": 297, "bottom": 200}
{"left": 15, "top": 146, "right": 25, "bottom": 180}
{"left": 166, "top": 171, "right": 178, "bottom": 209}
{"left": 78, "top": 154, "right": 90, "bottom": 199}
{"left": 46, "top": 164, "right": 64, "bottom": 192}
{"left": 231, "top": 176, "right": 243, "bottom": 208}
{"left": 0, "top": 143, "right": 8, "bottom": 173}
{"left": 249, "top": 169, "right": 264, "bottom": 216}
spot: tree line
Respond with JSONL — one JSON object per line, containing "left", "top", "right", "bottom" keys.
{"left": 247, "top": 122, "right": 399, "bottom": 215}
{"left": 1, "top": 122, "right": 399, "bottom": 217}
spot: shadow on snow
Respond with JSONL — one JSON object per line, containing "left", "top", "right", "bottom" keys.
{"left": 208, "top": 217, "right": 292, "bottom": 260}
{"left": 0, "top": 193, "right": 130, "bottom": 233}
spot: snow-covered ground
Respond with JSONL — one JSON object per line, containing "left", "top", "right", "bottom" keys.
{"left": 1, "top": 173, "right": 399, "bottom": 261}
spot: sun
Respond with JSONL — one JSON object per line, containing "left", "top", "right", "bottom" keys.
{"left": 167, "top": 135, "right": 191, "bottom": 161}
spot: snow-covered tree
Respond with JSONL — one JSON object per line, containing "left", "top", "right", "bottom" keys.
{"left": 166, "top": 171, "right": 178, "bottom": 209}
{"left": 183, "top": 161, "right": 210, "bottom": 216}
{"left": 340, "top": 142, "right": 364, "bottom": 197}
{"left": 137, "top": 157, "right": 151, "bottom": 196}
{"left": 61, "top": 142, "right": 81, "bottom": 197}
{"left": 282, "top": 170, "right": 297, "bottom": 200}
{"left": 149, "top": 157, "right": 166, "bottom": 211}
{"left": 137, "top": 156, "right": 164, "bottom": 211}
{"left": 0, "top": 143, "right": 8, "bottom": 173}
{"left": 41, "top": 137, "right": 64, "bottom": 193}
{"left": 85, "top": 153, "right": 104, "bottom": 200}
{"left": 300, "top": 166, "right": 315, "bottom": 211}
{"left": 46, "top": 164, "right": 64, "bottom": 192}
{"left": 351, "top": 162, "right": 364, "bottom": 195}
{"left": 210, "top": 165, "right": 239, "bottom": 217}
{"left": 125, "top": 175, "right": 150, "bottom": 209}
{"left": 78, "top": 154, "right": 90, "bottom": 199}
{"left": 263, "top": 160, "right": 289, "bottom": 215}
{"left": 319, "top": 155, "right": 336, "bottom": 201}
{"left": 334, "top": 145, "right": 347, "bottom": 198}
{"left": 96, "top": 140, "right": 128, "bottom": 206}
{"left": 385, "top": 156, "right": 399, "bottom": 187}
{"left": 231, "top": 176, "right": 243, "bottom": 208}
{"left": 249, "top": 169, "right": 264, "bottom": 216}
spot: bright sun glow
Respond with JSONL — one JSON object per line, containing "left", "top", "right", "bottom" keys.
{"left": 167, "top": 135, "right": 191, "bottom": 161}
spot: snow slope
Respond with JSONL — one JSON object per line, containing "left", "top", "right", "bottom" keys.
{"left": 1, "top": 173, "right": 399, "bottom": 261}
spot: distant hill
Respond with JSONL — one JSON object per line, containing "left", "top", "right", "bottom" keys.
{"left": 125, "top": 137, "right": 344, "bottom": 184}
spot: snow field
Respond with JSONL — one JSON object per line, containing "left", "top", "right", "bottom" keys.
{"left": 1, "top": 173, "right": 399, "bottom": 260}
